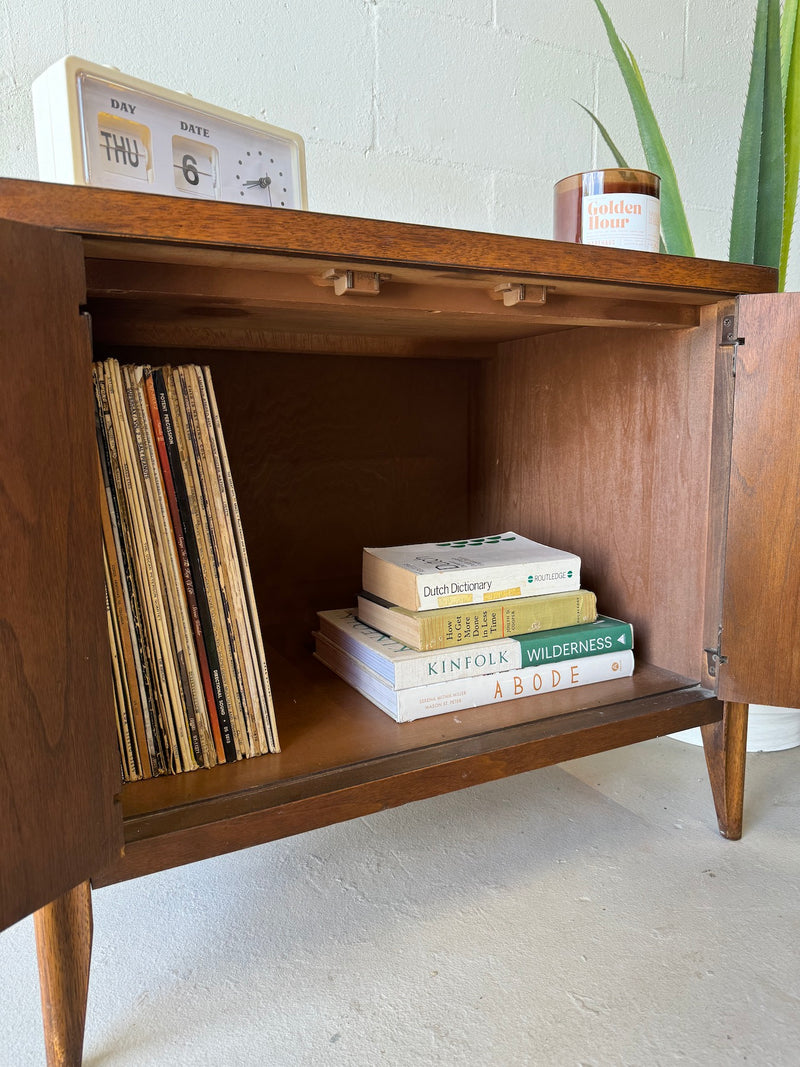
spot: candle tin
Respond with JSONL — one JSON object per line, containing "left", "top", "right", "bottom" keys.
{"left": 554, "top": 168, "right": 661, "bottom": 252}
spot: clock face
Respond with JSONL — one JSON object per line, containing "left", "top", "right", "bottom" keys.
{"left": 32, "top": 57, "right": 306, "bottom": 209}
{"left": 234, "top": 147, "right": 292, "bottom": 206}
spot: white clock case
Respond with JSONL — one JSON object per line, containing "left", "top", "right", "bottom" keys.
{"left": 32, "top": 55, "right": 307, "bottom": 208}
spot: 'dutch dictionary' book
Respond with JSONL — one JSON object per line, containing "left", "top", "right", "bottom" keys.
{"left": 362, "top": 531, "right": 581, "bottom": 611}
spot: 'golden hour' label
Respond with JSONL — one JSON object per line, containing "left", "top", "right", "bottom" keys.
{"left": 581, "top": 193, "right": 660, "bottom": 251}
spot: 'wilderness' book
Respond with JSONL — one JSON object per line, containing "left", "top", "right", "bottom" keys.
{"left": 313, "top": 632, "right": 634, "bottom": 722}
{"left": 318, "top": 608, "right": 633, "bottom": 689}
{"left": 362, "top": 531, "right": 581, "bottom": 611}
{"left": 356, "top": 588, "right": 597, "bottom": 652}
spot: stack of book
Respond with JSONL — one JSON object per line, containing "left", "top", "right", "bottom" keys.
{"left": 313, "top": 532, "right": 634, "bottom": 722}
{"left": 95, "top": 358, "right": 279, "bottom": 781}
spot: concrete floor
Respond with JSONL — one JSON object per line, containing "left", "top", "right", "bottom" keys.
{"left": 2, "top": 736, "right": 799, "bottom": 1067}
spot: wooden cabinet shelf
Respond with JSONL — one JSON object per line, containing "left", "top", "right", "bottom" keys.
{"left": 103, "top": 656, "right": 715, "bottom": 887}
{"left": 1, "top": 179, "right": 796, "bottom": 1065}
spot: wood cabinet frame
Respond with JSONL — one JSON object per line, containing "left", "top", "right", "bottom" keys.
{"left": 1, "top": 179, "right": 794, "bottom": 1065}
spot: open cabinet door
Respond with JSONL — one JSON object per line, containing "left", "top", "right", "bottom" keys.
{"left": 0, "top": 218, "right": 123, "bottom": 932}
{"left": 718, "top": 292, "right": 800, "bottom": 707}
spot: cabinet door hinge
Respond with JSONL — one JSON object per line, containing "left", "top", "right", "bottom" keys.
{"left": 719, "top": 313, "right": 744, "bottom": 376}
{"left": 720, "top": 313, "right": 745, "bottom": 346}
{"left": 703, "top": 645, "right": 728, "bottom": 678}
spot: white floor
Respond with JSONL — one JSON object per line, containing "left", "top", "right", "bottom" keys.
{"left": 2, "top": 736, "right": 799, "bottom": 1067}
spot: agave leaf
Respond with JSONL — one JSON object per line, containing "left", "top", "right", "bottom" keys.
{"left": 729, "top": 1, "right": 767, "bottom": 263}
{"left": 781, "top": 0, "right": 798, "bottom": 101}
{"left": 755, "top": 0, "right": 785, "bottom": 268}
{"left": 730, "top": 0, "right": 784, "bottom": 269}
{"left": 574, "top": 101, "right": 630, "bottom": 167}
{"left": 781, "top": 0, "right": 800, "bottom": 287}
{"left": 591, "top": 0, "right": 695, "bottom": 256}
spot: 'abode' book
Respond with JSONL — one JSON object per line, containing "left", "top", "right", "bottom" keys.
{"left": 318, "top": 608, "right": 633, "bottom": 689}
{"left": 362, "top": 531, "right": 581, "bottom": 611}
{"left": 313, "top": 632, "right": 634, "bottom": 722}
{"left": 356, "top": 588, "right": 597, "bottom": 652}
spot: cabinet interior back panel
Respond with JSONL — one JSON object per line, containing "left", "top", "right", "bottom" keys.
{"left": 135, "top": 347, "right": 481, "bottom": 637}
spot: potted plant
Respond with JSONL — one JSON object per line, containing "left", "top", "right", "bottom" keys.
{"left": 582, "top": 0, "right": 799, "bottom": 288}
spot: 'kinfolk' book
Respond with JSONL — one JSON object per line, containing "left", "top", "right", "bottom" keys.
{"left": 318, "top": 608, "right": 633, "bottom": 689}
{"left": 362, "top": 531, "right": 581, "bottom": 611}
{"left": 356, "top": 588, "right": 597, "bottom": 652}
{"left": 313, "top": 632, "right": 634, "bottom": 722}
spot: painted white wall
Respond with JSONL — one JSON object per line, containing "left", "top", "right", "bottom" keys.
{"left": 1, "top": 0, "right": 797, "bottom": 738}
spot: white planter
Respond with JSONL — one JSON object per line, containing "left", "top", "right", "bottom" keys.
{"left": 671, "top": 706, "right": 800, "bottom": 752}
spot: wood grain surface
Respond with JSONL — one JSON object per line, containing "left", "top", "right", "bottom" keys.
{"left": 718, "top": 293, "right": 800, "bottom": 706}
{"left": 98, "top": 661, "right": 721, "bottom": 885}
{"left": 702, "top": 701, "right": 748, "bottom": 839}
{"left": 33, "top": 881, "right": 93, "bottom": 1067}
{"left": 0, "top": 178, "right": 776, "bottom": 297}
{"left": 473, "top": 312, "right": 720, "bottom": 680}
{"left": 0, "top": 219, "right": 123, "bottom": 933}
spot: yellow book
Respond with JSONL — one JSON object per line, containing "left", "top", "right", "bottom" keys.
{"left": 356, "top": 589, "right": 597, "bottom": 652}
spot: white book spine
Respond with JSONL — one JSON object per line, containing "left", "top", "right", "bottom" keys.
{"left": 411, "top": 560, "right": 580, "bottom": 610}
{"left": 364, "top": 532, "right": 581, "bottom": 611}
{"left": 318, "top": 609, "right": 523, "bottom": 687}
{"left": 393, "top": 650, "right": 634, "bottom": 721}
{"left": 398, "top": 643, "right": 521, "bottom": 687}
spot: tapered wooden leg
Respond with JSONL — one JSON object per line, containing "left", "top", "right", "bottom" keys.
{"left": 701, "top": 701, "right": 748, "bottom": 840}
{"left": 33, "top": 881, "right": 93, "bottom": 1067}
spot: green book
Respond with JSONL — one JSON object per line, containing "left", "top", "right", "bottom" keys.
{"left": 513, "top": 615, "right": 633, "bottom": 667}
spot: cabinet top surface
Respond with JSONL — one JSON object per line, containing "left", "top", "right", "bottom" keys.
{"left": 0, "top": 178, "right": 777, "bottom": 299}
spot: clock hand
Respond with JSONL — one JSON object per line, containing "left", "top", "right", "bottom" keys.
{"left": 243, "top": 175, "right": 272, "bottom": 188}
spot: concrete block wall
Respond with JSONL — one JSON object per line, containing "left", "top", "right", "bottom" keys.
{"left": 0, "top": 0, "right": 764, "bottom": 261}
{"left": 1, "top": 0, "right": 797, "bottom": 737}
